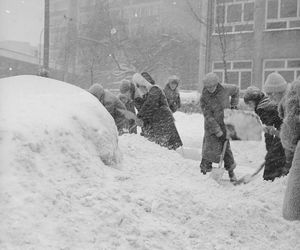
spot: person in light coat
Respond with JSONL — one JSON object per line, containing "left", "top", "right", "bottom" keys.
{"left": 199, "top": 73, "right": 239, "bottom": 182}
{"left": 280, "top": 78, "right": 300, "bottom": 221}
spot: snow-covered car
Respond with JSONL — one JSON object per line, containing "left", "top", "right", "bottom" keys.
{"left": 0, "top": 75, "right": 122, "bottom": 167}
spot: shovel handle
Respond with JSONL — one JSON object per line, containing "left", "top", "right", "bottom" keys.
{"left": 218, "top": 139, "right": 228, "bottom": 169}
{"left": 251, "top": 161, "right": 265, "bottom": 177}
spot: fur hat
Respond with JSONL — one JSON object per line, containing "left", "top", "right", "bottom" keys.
{"left": 141, "top": 72, "right": 155, "bottom": 85}
{"left": 243, "top": 86, "right": 264, "bottom": 104}
{"left": 120, "top": 79, "right": 132, "bottom": 94}
{"left": 264, "top": 72, "right": 287, "bottom": 93}
{"left": 203, "top": 72, "right": 220, "bottom": 88}
{"left": 88, "top": 83, "right": 105, "bottom": 100}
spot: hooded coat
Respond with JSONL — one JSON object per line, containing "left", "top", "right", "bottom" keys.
{"left": 133, "top": 73, "right": 183, "bottom": 150}
{"left": 200, "top": 83, "right": 239, "bottom": 163}
{"left": 89, "top": 84, "right": 127, "bottom": 133}
{"left": 163, "top": 78, "right": 181, "bottom": 113}
{"left": 281, "top": 79, "right": 300, "bottom": 221}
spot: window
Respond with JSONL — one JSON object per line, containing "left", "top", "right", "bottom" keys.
{"left": 263, "top": 59, "right": 300, "bottom": 83}
{"left": 214, "top": 0, "right": 254, "bottom": 34}
{"left": 213, "top": 60, "right": 253, "bottom": 89}
{"left": 266, "top": 0, "right": 300, "bottom": 30}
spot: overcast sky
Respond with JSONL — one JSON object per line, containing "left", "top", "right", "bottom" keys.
{"left": 0, "top": 0, "right": 43, "bottom": 46}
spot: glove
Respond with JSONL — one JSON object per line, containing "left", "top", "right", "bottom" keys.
{"left": 263, "top": 125, "right": 279, "bottom": 137}
{"left": 216, "top": 131, "right": 227, "bottom": 142}
{"left": 136, "top": 118, "right": 144, "bottom": 127}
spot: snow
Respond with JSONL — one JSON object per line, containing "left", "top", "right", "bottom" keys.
{"left": 1, "top": 76, "right": 299, "bottom": 249}
{"left": 179, "top": 90, "right": 199, "bottom": 104}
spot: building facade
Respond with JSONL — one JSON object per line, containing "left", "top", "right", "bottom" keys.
{"left": 203, "top": 0, "right": 300, "bottom": 91}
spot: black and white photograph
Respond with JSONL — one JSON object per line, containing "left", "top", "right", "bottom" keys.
{"left": 0, "top": 0, "right": 299, "bottom": 249}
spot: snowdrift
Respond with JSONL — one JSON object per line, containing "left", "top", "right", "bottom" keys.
{"left": 0, "top": 75, "right": 121, "bottom": 167}
{"left": 0, "top": 76, "right": 299, "bottom": 250}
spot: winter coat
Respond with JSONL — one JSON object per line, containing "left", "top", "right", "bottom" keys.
{"left": 281, "top": 80, "right": 300, "bottom": 220}
{"left": 137, "top": 85, "right": 183, "bottom": 150}
{"left": 254, "top": 96, "right": 287, "bottom": 180}
{"left": 200, "top": 83, "right": 239, "bottom": 163}
{"left": 282, "top": 141, "right": 300, "bottom": 221}
{"left": 280, "top": 83, "right": 300, "bottom": 152}
{"left": 124, "top": 99, "right": 137, "bottom": 134}
{"left": 89, "top": 84, "right": 127, "bottom": 133}
{"left": 102, "top": 91, "right": 127, "bottom": 132}
{"left": 163, "top": 82, "right": 181, "bottom": 113}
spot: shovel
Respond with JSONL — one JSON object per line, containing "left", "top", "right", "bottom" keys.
{"left": 233, "top": 161, "right": 265, "bottom": 185}
{"left": 210, "top": 139, "right": 228, "bottom": 182}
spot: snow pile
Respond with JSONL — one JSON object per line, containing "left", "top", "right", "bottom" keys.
{"left": 0, "top": 76, "right": 299, "bottom": 249}
{"left": 0, "top": 75, "right": 121, "bottom": 167}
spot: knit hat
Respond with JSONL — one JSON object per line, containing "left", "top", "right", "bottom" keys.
{"left": 243, "top": 86, "right": 264, "bottom": 104}
{"left": 264, "top": 72, "right": 287, "bottom": 93}
{"left": 88, "top": 83, "right": 105, "bottom": 100}
{"left": 141, "top": 72, "right": 155, "bottom": 85}
{"left": 167, "top": 75, "right": 180, "bottom": 85}
{"left": 203, "top": 72, "right": 220, "bottom": 88}
{"left": 117, "top": 93, "right": 128, "bottom": 104}
{"left": 120, "top": 79, "right": 132, "bottom": 94}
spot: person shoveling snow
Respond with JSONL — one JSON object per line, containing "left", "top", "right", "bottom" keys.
{"left": 199, "top": 73, "right": 239, "bottom": 182}
{"left": 243, "top": 86, "right": 290, "bottom": 181}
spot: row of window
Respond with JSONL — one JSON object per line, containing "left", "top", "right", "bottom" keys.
{"left": 212, "top": 58, "right": 300, "bottom": 89}
{"left": 215, "top": 0, "right": 300, "bottom": 33}
{"left": 110, "top": 5, "right": 160, "bottom": 20}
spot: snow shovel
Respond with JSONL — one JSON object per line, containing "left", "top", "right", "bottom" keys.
{"left": 210, "top": 139, "right": 228, "bottom": 182}
{"left": 233, "top": 161, "right": 265, "bottom": 185}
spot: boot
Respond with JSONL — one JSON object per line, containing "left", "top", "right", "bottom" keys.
{"left": 228, "top": 170, "right": 237, "bottom": 182}
{"left": 200, "top": 167, "right": 212, "bottom": 175}
{"left": 199, "top": 159, "right": 212, "bottom": 175}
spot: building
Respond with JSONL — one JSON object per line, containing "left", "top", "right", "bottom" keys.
{"left": 49, "top": 0, "right": 202, "bottom": 89}
{"left": 201, "top": 0, "right": 300, "bottom": 91}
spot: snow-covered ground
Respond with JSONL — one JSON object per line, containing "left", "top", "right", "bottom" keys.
{"left": 0, "top": 76, "right": 299, "bottom": 250}
{"left": 179, "top": 90, "right": 199, "bottom": 104}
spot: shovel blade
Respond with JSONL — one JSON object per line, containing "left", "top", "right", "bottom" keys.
{"left": 234, "top": 174, "right": 256, "bottom": 185}
{"left": 210, "top": 168, "right": 225, "bottom": 182}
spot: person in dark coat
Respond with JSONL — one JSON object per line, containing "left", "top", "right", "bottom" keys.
{"left": 199, "top": 72, "right": 239, "bottom": 182}
{"left": 132, "top": 73, "right": 183, "bottom": 150}
{"left": 243, "top": 86, "right": 287, "bottom": 181}
{"left": 88, "top": 83, "right": 127, "bottom": 134}
{"left": 163, "top": 75, "right": 181, "bottom": 113}
{"left": 118, "top": 93, "right": 137, "bottom": 134}
{"left": 280, "top": 78, "right": 300, "bottom": 221}
{"left": 263, "top": 72, "right": 293, "bottom": 175}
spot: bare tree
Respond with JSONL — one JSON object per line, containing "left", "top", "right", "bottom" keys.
{"left": 185, "top": 0, "right": 253, "bottom": 84}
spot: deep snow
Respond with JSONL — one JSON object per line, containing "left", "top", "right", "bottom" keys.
{"left": 0, "top": 76, "right": 299, "bottom": 250}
